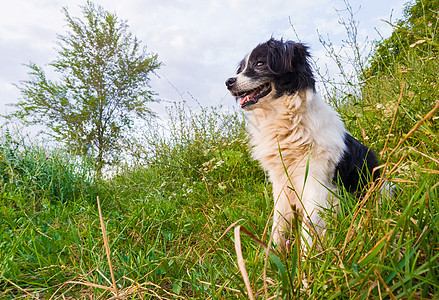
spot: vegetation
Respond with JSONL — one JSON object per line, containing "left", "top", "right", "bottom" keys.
{"left": 0, "top": 0, "right": 438, "bottom": 299}
{"left": 9, "top": 1, "right": 161, "bottom": 175}
{"left": 367, "top": 0, "right": 439, "bottom": 76}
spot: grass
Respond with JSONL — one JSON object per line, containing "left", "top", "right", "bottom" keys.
{"left": 1, "top": 8, "right": 439, "bottom": 300}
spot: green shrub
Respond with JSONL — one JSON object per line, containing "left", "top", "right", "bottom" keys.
{"left": 0, "top": 129, "right": 98, "bottom": 206}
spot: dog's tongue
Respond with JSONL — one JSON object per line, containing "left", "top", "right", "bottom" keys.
{"left": 239, "top": 96, "right": 249, "bottom": 105}
{"left": 239, "top": 90, "right": 257, "bottom": 105}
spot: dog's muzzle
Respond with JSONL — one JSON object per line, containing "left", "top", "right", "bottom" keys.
{"left": 225, "top": 77, "right": 271, "bottom": 109}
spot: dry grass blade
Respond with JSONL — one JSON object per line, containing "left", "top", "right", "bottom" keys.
{"left": 239, "top": 226, "right": 281, "bottom": 258}
{"left": 106, "top": 276, "right": 187, "bottom": 300}
{"left": 374, "top": 269, "right": 397, "bottom": 300}
{"left": 385, "top": 100, "right": 439, "bottom": 161}
{"left": 407, "top": 146, "right": 439, "bottom": 165}
{"left": 357, "top": 231, "right": 392, "bottom": 266}
{"left": 97, "top": 196, "right": 119, "bottom": 297}
{"left": 190, "top": 218, "right": 248, "bottom": 270}
{"left": 234, "top": 225, "right": 282, "bottom": 300}
{"left": 380, "top": 81, "right": 405, "bottom": 160}
{"left": 198, "top": 280, "right": 241, "bottom": 293}
{"left": 234, "top": 225, "right": 255, "bottom": 300}
{"left": 49, "top": 269, "right": 97, "bottom": 300}
{"left": 97, "top": 268, "right": 113, "bottom": 287}
{"left": 66, "top": 280, "right": 115, "bottom": 291}
{"left": 1, "top": 277, "right": 40, "bottom": 300}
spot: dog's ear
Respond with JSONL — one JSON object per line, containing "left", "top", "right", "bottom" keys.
{"left": 267, "top": 39, "right": 311, "bottom": 74}
{"left": 267, "top": 39, "right": 315, "bottom": 92}
{"left": 267, "top": 39, "right": 287, "bottom": 73}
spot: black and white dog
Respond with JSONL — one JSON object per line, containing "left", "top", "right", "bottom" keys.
{"left": 225, "top": 38, "right": 380, "bottom": 249}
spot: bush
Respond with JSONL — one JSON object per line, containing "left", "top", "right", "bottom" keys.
{"left": 0, "top": 129, "right": 98, "bottom": 206}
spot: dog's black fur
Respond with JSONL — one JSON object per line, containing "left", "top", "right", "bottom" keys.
{"left": 333, "top": 133, "right": 380, "bottom": 195}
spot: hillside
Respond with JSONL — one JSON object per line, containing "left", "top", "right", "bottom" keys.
{"left": 1, "top": 5, "right": 439, "bottom": 300}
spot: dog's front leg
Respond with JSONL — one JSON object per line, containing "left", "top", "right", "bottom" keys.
{"left": 271, "top": 183, "right": 296, "bottom": 250}
{"left": 300, "top": 178, "right": 332, "bottom": 249}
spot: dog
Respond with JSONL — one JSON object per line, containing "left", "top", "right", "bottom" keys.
{"left": 225, "top": 38, "right": 380, "bottom": 249}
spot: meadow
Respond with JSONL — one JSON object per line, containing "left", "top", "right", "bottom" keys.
{"left": 1, "top": 12, "right": 439, "bottom": 300}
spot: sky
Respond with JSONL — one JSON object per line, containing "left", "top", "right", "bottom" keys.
{"left": 0, "top": 0, "right": 407, "bottom": 128}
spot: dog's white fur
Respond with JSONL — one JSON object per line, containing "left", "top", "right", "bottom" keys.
{"left": 245, "top": 89, "right": 346, "bottom": 247}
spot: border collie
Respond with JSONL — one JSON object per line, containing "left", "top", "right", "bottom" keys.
{"left": 225, "top": 38, "right": 380, "bottom": 249}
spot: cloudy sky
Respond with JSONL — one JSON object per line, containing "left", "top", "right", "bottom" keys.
{"left": 0, "top": 0, "right": 406, "bottom": 124}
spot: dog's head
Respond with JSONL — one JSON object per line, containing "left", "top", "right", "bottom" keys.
{"left": 225, "top": 38, "right": 315, "bottom": 110}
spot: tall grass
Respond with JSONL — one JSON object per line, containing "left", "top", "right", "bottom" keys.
{"left": 0, "top": 128, "right": 97, "bottom": 204}
{"left": 0, "top": 104, "right": 271, "bottom": 299}
{"left": 1, "top": 6, "right": 438, "bottom": 300}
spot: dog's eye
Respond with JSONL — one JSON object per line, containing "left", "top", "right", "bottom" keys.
{"left": 255, "top": 61, "right": 265, "bottom": 68}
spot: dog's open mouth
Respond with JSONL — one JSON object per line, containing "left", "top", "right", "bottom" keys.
{"left": 235, "top": 83, "right": 272, "bottom": 108}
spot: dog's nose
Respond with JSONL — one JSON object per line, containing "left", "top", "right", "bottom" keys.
{"left": 225, "top": 77, "right": 236, "bottom": 89}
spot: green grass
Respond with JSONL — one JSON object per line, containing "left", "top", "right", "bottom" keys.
{"left": 1, "top": 10, "right": 439, "bottom": 300}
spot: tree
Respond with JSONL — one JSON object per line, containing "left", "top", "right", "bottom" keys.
{"left": 367, "top": 0, "right": 439, "bottom": 76}
{"left": 10, "top": 1, "right": 161, "bottom": 175}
